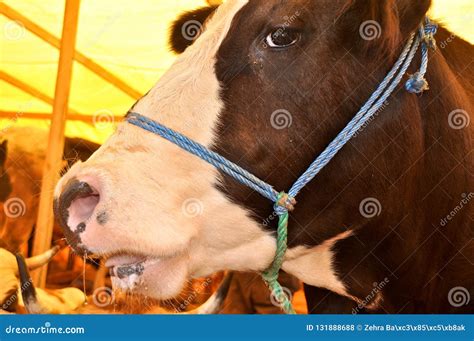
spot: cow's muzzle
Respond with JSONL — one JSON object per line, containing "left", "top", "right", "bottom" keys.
{"left": 54, "top": 177, "right": 100, "bottom": 255}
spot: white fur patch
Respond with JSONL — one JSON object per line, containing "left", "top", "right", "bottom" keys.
{"left": 282, "top": 231, "right": 353, "bottom": 298}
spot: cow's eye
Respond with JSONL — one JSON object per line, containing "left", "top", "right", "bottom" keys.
{"left": 265, "top": 29, "right": 300, "bottom": 48}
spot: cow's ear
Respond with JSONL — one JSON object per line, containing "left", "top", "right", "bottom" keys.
{"left": 396, "top": 0, "right": 432, "bottom": 37}
{"left": 169, "top": 5, "right": 219, "bottom": 54}
{"left": 339, "top": 0, "right": 431, "bottom": 57}
{"left": 0, "top": 140, "right": 8, "bottom": 166}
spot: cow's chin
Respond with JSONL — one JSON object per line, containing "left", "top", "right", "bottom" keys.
{"left": 105, "top": 252, "right": 188, "bottom": 300}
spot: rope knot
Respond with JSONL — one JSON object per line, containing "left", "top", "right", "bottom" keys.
{"left": 405, "top": 72, "right": 429, "bottom": 94}
{"left": 423, "top": 19, "right": 438, "bottom": 50}
{"left": 274, "top": 192, "right": 296, "bottom": 212}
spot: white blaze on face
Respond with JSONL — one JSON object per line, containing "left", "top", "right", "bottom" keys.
{"left": 55, "top": 0, "right": 276, "bottom": 300}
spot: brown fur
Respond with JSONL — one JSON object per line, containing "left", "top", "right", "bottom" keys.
{"left": 210, "top": 0, "right": 473, "bottom": 313}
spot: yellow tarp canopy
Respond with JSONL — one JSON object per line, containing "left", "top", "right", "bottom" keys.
{"left": 1, "top": 0, "right": 473, "bottom": 144}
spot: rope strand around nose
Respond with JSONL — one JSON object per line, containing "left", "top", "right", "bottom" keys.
{"left": 126, "top": 19, "right": 436, "bottom": 315}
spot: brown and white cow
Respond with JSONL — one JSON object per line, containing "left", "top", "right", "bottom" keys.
{"left": 54, "top": 0, "right": 474, "bottom": 313}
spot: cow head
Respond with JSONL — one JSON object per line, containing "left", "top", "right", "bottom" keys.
{"left": 54, "top": 0, "right": 431, "bottom": 301}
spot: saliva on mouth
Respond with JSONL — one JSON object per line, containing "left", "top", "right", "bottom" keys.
{"left": 110, "top": 263, "right": 145, "bottom": 291}
{"left": 105, "top": 255, "right": 147, "bottom": 291}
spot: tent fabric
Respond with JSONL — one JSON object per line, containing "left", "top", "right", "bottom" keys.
{"left": 1, "top": 0, "right": 473, "bottom": 144}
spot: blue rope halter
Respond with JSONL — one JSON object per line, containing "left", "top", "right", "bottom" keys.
{"left": 126, "top": 19, "right": 437, "bottom": 314}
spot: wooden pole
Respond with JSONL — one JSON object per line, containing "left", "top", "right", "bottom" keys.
{"left": 0, "top": 71, "right": 81, "bottom": 115}
{"left": 0, "top": 3, "right": 142, "bottom": 100}
{"left": 0, "top": 110, "right": 121, "bottom": 123}
{"left": 31, "top": 0, "right": 81, "bottom": 287}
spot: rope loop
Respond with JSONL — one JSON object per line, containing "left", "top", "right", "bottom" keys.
{"left": 405, "top": 18, "right": 437, "bottom": 94}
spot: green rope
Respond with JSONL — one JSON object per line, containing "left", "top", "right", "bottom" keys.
{"left": 262, "top": 192, "right": 296, "bottom": 314}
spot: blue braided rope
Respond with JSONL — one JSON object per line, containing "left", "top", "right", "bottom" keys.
{"left": 125, "top": 19, "right": 436, "bottom": 314}
{"left": 288, "top": 32, "right": 419, "bottom": 198}
{"left": 127, "top": 113, "right": 279, "bottom": 203}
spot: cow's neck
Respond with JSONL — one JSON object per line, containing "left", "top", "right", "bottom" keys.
{"left": 298, "top": 29, "right": 473, "bottom": 313}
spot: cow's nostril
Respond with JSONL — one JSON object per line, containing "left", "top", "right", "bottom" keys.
{"left": 54, "top": 178, "right": 100, "bottom": 253}
{"left": 69, "top": 192, "right": 99, "bottom": 229}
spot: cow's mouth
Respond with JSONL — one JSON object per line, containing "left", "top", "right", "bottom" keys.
{"left": 106, "top": 254, "right": 147, "bottom": 281}
{"left": 104, "top": 251, "right": 188, "bottom": 298}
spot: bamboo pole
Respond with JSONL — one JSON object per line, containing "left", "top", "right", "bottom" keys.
{"left": 0, "top": 2, "right": 142, "bottom": 100}
{"left": 0, "top": 71, "right": 81, "bottom": 115}
{"left": 31, "top": 0, "right": 81, "bottom": 287}
{"left": 0, "top": 111, "right": 122, "bottom": 123}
